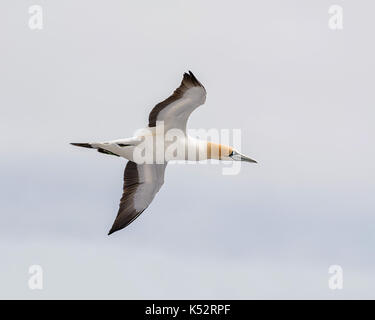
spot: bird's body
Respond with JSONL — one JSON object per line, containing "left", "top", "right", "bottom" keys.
{"left": 72, "top": 71, "right": 256, "bottom": 235}
{"left": 90, "top": 133, "right": 209, "bottom": 162}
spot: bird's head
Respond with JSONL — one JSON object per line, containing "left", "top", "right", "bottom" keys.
{"left": 207, "top": 142, "right": 257, "bottom": 163}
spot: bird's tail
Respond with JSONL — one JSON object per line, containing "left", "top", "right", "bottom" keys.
{"left": 70, "top": 142, "right": 93, "bottom": 149}
{"left": 70, "top": 142, "right": 119, "bottom": 157}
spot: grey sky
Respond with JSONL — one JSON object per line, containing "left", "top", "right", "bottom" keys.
{"left": 1, "top": 0, "right": 374, "bottom": 299}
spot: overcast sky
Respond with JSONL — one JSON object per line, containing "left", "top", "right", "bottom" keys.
{"left": 1, "top": 0, "right": 374, "bottom": 299}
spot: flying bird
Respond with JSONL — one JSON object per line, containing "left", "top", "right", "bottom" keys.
{"left": 71, "top": 71, "right": 257, "bottom": 235}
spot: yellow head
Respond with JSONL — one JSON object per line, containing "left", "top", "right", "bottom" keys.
{"left": 207, "top": 142, "right": 257, "bottom": 163}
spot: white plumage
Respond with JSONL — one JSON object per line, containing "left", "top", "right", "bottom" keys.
{"left": 71, "top": 71, "right": 256, "bottom": 235}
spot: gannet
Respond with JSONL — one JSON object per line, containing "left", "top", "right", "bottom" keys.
{"left": 71, "top": 71, "right": 257, "bottom": 235}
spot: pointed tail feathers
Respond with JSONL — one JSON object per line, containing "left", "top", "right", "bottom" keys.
{"left": 70, "top": 143, "right": 93, "bottom": 149}
{"left": 70, "top": 142, "right": 120, "bottom": 157}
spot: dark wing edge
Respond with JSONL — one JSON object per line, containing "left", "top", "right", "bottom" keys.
{"left": 108, "top": 161, "right": 166, "bottom": 235}
{"left": 148, "top": 71, "right": 206, "bottom": 127}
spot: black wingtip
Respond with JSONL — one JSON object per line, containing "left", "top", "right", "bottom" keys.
{"left": 186, "top": 70, "right": 202, "bottom": 86}
{"left": 108, "top": 227, "right": 117, "bottom": 236}
{"left": 70, "top": 143, "right": 93, "bottom": 149}
{"left": 184, "top": 70, "right": 194, "bottom": 77}
{"left": 108, "top": 224, "right": 120, "bottom": 235}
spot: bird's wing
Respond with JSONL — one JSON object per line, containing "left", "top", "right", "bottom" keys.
{"left": 148, "top": 71, "right": 206, "bottom": 131}
{"left": 108, "top": 161, "right": 167, "bottom": 235}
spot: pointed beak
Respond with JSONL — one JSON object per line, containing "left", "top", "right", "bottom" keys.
{"left": 230, "top": 150, "right": 257, "bottom": 163}
{"left": 239, "top": 154, "right": 257, "bottom": 163}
